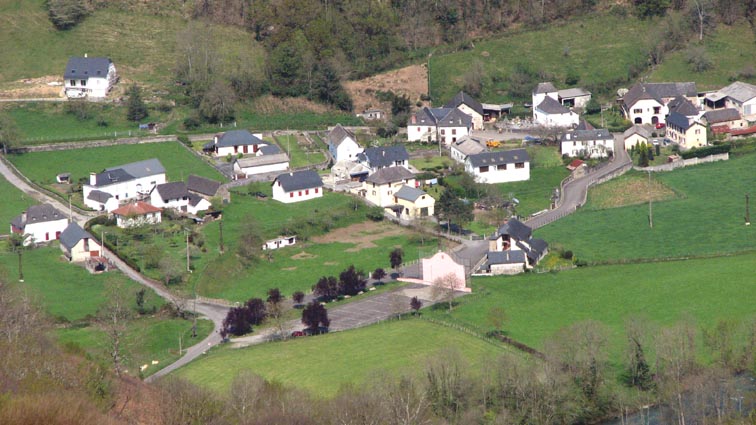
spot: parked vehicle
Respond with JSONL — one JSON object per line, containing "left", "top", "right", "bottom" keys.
{"left": 291, "top": 330, "right": 305, "bottom": 337}
{"left": 655, "top": 123, "right": 666, "bottom": 129}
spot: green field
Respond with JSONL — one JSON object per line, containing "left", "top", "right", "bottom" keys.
{"left": 427, "top": 253, "right": 756, "bottom": 362}
{"left": 429, "top": 13, "right": 656, "bottom": 102}
{"left": 0, "top": 174, "right": 35, "bottom": 234}
{"left": 176, "top": 319, "right": 509, "bottom": 396}
{"left": 272, "top": 134, "right": 326, "bottom": 168}
{"left": 537, "top": 152, "right": 756, "bottom": 262}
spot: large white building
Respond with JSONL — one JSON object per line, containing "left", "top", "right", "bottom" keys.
{"left": 465, "top": 149, "right": 530, "bottom": 184}
{"left": 407, "top": 107, "right": 472, "bottom": 145}
{"left": 272, "top": 170, "right": 324, "bottom": 204}
{"left": 204, "top": 130, "right": 267, "bottom": 157}
{"left": 704, "top": 81, "right": 756, "bottom": 121}
{"left": 327, "top": 124, "right": 363, "bottom": 162}
{"left": 11, "top": 204, "right": 69, "bottom": 246}
{"left": 83, "top": 159, "right": 166, "bottom": 212}
{"left": 64, "top": 56, "right": 117, "bottom": 99}
{"left": 621, "top": 82, "right": 698, "bottom": 125}
{"left": 560, "top": 128, "right": 615, "bottom": 158}
{"left": 531, "top": 82, "right": 585, "bottom": 128}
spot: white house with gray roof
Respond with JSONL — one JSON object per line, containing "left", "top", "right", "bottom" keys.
{"left": 560, "top": 128, "right": 614, "bottom": 158}
{"left": 362, "top": 166, "right": 417, "bottom": 207}
{"left": 272, "top": 170, "right": 324, "bottom": 204}
{"left": 532, "top": 82, "right": 589, "bottom": 127}
{"left": 704, "top": 81, "right": 756, "bottom": 121}
{"left": 357, "top": 145, "right": 409, "bottom": 174}
{"left": 150, "top": 182, "right": 190, "bottom": 211}
{"left": 621, "top": 82, "right": 698, "bottom": 125}
{"left": 465, "top": 149, "right": 530, "bottom": 184}
{"left": 482, "top": 218, "right": 548, "bottom": 275}
{"left": 407, "top": 107, "right": 472, "bottom": 145}
{"left": 83, "top": 159, "right": 166, "bottom": 212}
{"left": 204, "top": 130, "right": 267, "bottom": 157}
{"left": 59, "top": 222, "right": 101, "bottom": 262}
{"left": 450, "top": 135, "right": 487, "bottom": 164}
{"left": 11, "top": 204, "right": 69, "bottom": 246}
{"left": 327, "top": 124, "right": 363, "bottom": 162}
{"left": 64, "top": 56, "right": 117, "bottom": 99}
{"left": 444, "top": 91, "right": 484, "bottom": 130}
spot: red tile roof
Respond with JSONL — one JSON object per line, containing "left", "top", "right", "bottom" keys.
{"left": 111, "top": 201, "right": 161, "bottom": 216}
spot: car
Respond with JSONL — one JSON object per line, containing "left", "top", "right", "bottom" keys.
{"left": 655, "top": 123, "right": 666, "bottom": 129}
{"left": 291, "top": 331, "right": 305, "bottom": 337}
{"left": 524, "top": 135, "right": 541, "bottom": 142}
{"left": 252, "top": 191, "right": 268, "bottom": 199}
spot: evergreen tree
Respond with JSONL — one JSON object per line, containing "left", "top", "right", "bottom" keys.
{"left": 126, "top": 84, "right": 148, "bottom": 122}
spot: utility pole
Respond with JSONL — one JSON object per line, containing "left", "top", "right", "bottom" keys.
{"left": 648, "top": 171, "right": 653, "bottom": 228}
{"left": 18, "top": 250, "right": 23, "bottom": 282}
{"left": 219, "top": 220, "right": 224, "bottom": 253}
{"left": 68, "top": 195, "right": 72, "bottom": 223}
{"left": 746, "top": 193, "right": 750, "bottom": 226}
{"left": 185, "top": 230, "right": 191, "bottom": 272}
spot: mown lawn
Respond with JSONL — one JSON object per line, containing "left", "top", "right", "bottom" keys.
{"left": 426, "top": 253, "right": 756, "bottom": 363}
{"left": 176, "top": 319, "right": 510, "bottom": 397}
{"left": 410, "top": 154, "right": 453, "bottom": 173}
{"left": 536, "top": 152, "right": 756, "bottom": 262}
{"left": 0, "top": 174, "right": 36, "bottom": 234}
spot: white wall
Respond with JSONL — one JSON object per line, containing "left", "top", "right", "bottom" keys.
{"left": 624, "top": 134, "right": 649, "bottom": 151}
{"left": 332, "top": 138, "right": 363, "bottom": 162}
{"left": 438, "top": 126, "right": 470, "bottom": 147}
{"left": 534, "top": 109, "right": 579, "bottom": 127}
{"left": 465, "top": 161, "right": 530, "bottom": 184}
{"left": 234, "top": 161, "right": 289, "bottom": 177}
{"left": 561, "top": 139, "right": 614, "bottom": 158}
{"left": 188, "top": 198, "right": 212, "bottom": 215}
{"left": 626, "top": 98, "right": 665, "bottom": 124}
{"left": 272, "top": 183, "right": 324, "bottom": 204}
{"left": 490, "top": 262, "right": 525, "bottom": 275}
{"left": 407, "top": 125, "right": 436, "bottom": 142}
{"left": 83, "top": 174, "right": 165, "bottom": 212}
{"left": 150, "top": 191, "right": 188, "bottom": 211}
{"left": 64, "top": 64, "right": 116, "bottom": 98}
{"left": 364, "top": 179, "right": 417, "bottom": 207}
{"left": 65, "top": 237, "right": 102, "bottom": 262}
{"left": 116, "top": 212, "right": 161, "bottom": 228}
{"left": 22, "top": 219, "right": 69, "bottom": 246}
{"left": 456, "top": 104, "right": 483, "bottom": 130}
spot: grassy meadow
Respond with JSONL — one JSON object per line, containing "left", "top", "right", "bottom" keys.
{"left": 427, "top": 253, "right": 756, "bottom": 363}
{"left": 176, "top": 319, "right": 510, "bottom": 396}
{"left": 536, "top": 152, "right": 756, "bottom": 262}
{"left": 272, "top": 134, "right": 327, "bottom": 168}
{"left": 0, "top": 174, "right": 36, "bottom": 234}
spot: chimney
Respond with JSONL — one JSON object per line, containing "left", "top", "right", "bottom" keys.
{"left": 90, "top": 172, "right": 96, "bottom": 186}
{"left": 213, "top": 135, "right": 219, "bottom": 145}
{"left": 21, "top": 211, "right": 27, "bottom": 224}
{"left": 84, "top": 53, "right": 88, "bottom": 58}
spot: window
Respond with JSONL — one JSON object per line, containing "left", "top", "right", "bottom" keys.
{"left": 298, "top": 191, "right": 302, "bottom": 196}
{"left": 417, "top": 127, "right": 421, "bottom": 132}
{"left": 695, "top": 129, "right": 700, "bottom": 134}
{"left": 653, "top": 107, "right": 660, "bottom": 114}
{"left": 480, "top": 166, "right": 489, "bottom": 173}
{"left": 497, "top": 164, "right": 507, "bottom": 170}
{"left": 515, "top": 162, "right": 525, "bottom": 169}
{"left": 305, "top": 189, "right": 309, "bottom": 195}
{"left": 290, "top": 193, "right": 294, "bottom": 198}
{"left": 70, "top": 80, "right": 76, "bottom": 86}
{"left": 80, "top": 80, "right": 86, "bottom": 86}
{"left": 45, "top": 232, "right": 50, "bottom": 241}
{"left": 452, "top": 129, "right": 457, "bottom": 135}
{"left": 440, "top": 129, "right": 445, "bottom": 135}
{"left": 633, "top": 108, "right": 642, "bottom": 114}
{"left": 315, "top": 188, "right": 319, "bottom": 193}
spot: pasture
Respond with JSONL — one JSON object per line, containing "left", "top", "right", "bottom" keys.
{"left": 273, "top": 134, "right": 326, "bottom": 168}
{"left": 536, "top": 153, "right": 756, "bottom": 262}
{"left": 0, "top": 174, "right": 36, "bottom": 234}
{"left": 176, "top": 319, "right": 509, "bottom": 397}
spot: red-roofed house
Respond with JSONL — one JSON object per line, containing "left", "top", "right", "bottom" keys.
{"left": 111, "top": 202, "right": 162, "bottom": 228}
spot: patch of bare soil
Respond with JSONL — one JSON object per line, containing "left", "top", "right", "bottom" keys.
{"left": 592, "top": 176, "right": 677, "bottom": 209}
{"left": 312, "top": 221, "right": 406, "bottom": 252}
{"left": 0, "top": 75, "right": 65, "bottom": 99}
{"left": 282, "top": 266, "right": 297, "bottom": 271}
{"left": 291, "top": 252, "right": 317, "bottom": 260}
{"left": 323, "top": 261, "right": 338, "bottom": 266}
{"left": 344, "top": 64, "right": 429, "bottom": 115}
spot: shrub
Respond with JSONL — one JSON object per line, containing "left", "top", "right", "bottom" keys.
{"left": 366, "top": 207, "right": 385, "bottom": 221}
{"left": 46, "top": 0, "right": 88, "bottom": 30}
{"left": 561, "top": 250, "right": 574, "bottom": 260}
{"left": 183, "top": 116, "right": 201, "bottom": 130}
{"left": 64, "top": 101, "right": 91, "bottom": 121}
{"left": 681, "top": 143, "right": 731, "bottom": 159}
{"left": 177, "top": 135, "right": 190, "bottom": 146}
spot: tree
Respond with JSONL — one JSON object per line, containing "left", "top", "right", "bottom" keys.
{"left": 371, "top": 268, "right": 387, "bottom": 284}
{"left": 301, "top": 301, "right": 330, "bottom": 332}
{"left": 338, "top": 265, "right": 367, "bottom": 296}
{"left": 158, "top": 256, "right": 184, "bottom": 286}
{"left": 389, "top": 248, "right": 404, "bottom": 274}
{"left": 585, "top": 97, "right": 601, "bottom": 115}
{"left": 266, "top": 288, "right": 287, "bottom": 338}
{"left": 309, "top": 61, "right": 353, "bottom": 111}
{"left": 244, "top": 298, "right": 267, "bottom": 326}
{"left": 312, "top": 276, "right": 338, "bottom": 301}
{"left": 292, "top": 290, "right": 305, "bottom": 306}
{"left": 98, "top": 279, "right": 132, "bottom": 377}
{"left": 221, "top": 306, "right": 252, "bottom": 338}
{"left": 126, "top": 84, "right": 148, "bottom": 122}
{"left": 689, "top": 0, "right": 715, "bottom": 42}
{"left": 431, "top": 273, "right": 461, "bottom": 312}
{"left": 634, "top": 0, "right": 671, "bottom": 18}
{"left": 237, "top": 217, "right": 263, "bottom": 266}
{"left": 410, "top": 296, "right": 423, "bottom": 315}
{"left": 623, "top": 316, "right": 654, "bottom": 391}
{"left": 46, "top": 0, "right": 88, "bottom": 30}
{"left": 0, "top": 113, "right": 20, "bottom": 155}
{"left": 462, "top": 61, "right": 485, "bottom": 98}
{"left": 199, "top": 80, "right": 236, "bottom": 124}
{"left": 437, "top": 188, "right": 473, "bottom": 235}
{"left": 135, "top": 288, "right": 146, "bottom": 314}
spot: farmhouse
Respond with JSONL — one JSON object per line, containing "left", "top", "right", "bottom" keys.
{"left": 111, "top": 202, "right": 162, "bottom": 228}
{"left": 186, "top": 175, "right": 228, "bottom": 203}
{"left": 10, "top": 204, "right": 68, "bottom": 246}
{"left": 623, "top": 124, "right": 653, "bottom": 151}
{"left": 560, "top": 128, "right": 614, "bottom": 158}
{"left": 83, "top": 158, "right": 166, "bottom": 212}
{"left": 59, "top": 222, "right": 101, "bottom": 262}
{"left": 484, "top": 218, "right": 548, "bottom": 274}
{"left": 327, "top": 124, "right": 363, "bottom": 162}
{"left": 263, "top": 236, "right": 296, "bottom": 251}
{"left": 204, "top": 130, "right": 267, "bottom": 157}
{"left": 450, "top": 135, "right": 487, "bottom": 164}
{"left": 357, "top": 145, "right": 410, "bottom": 174}
{"left": 407, "top": 107, "right": 472, "bottom": 144}
{"left": 667, "top": 95, "right": 702, "bottom": 118}
{"left": 388, "top": 185, "right": 435, "bottom": 220}
{"left": 465, "top": 149, "right": 530, "bottom": 184}
{"left": 531, "top": 82, "right": 586, "bottom": 127}
{"left": 483, "top": 250, "right": 528, "bottom": 275}
{"left": 666, "top": 112, "right": 707, "bottom": 150}
{"left": 272, "top": 170, "right": 324, "bottom": 204}
{"left": 233, "top": 153, "right": 290, "bottom": 178}
{"left": 444, "top": 91, "right": 484, "bottom": 130}
{"left": 700, "top": 109, "right": 746, "bottom": 135}
{"left": 64, "top": 56, "right": 117, "bottom": 99}
{"left": 621, "top": 82, "right": 698, "bottom": 125}
{"left": 362, "top": 166, "right": 417, "bottom": 207}
{"left": 704, "top": 81, "right": 756, "bottom": 121}
{"left": 150, "top": 182, "right": 189, "bottom": 211}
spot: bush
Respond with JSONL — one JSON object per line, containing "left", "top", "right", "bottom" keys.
{"left": 183, "top": 116, "right": 201, "bottom": 130}
{"left": 177, "top": 135, "right": 190, "bottom": 146}
{"left": 681, "top": 143, "right": 731, "bottom": 159}
{"left": 64, "top": 101, "right": 91, "bottom": 121}
{"left": 46, "top": 0, "right": 88, "bottom": 30}
{"left": 366, "top": 207, "right": 385, "bottom": 221}
{"left": 561, "top": 250, "right": 574, "bottom": 260}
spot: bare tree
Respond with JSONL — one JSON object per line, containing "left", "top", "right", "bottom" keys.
{"left": 380, "top": 376, "right": 432, "bottom": 425}
{"left": 655, "top": 319, "right": 698, "bottom": 425}
{"left": 431, "top": 273, "right": 461, "bottom": 311}
{"left": 266, "top": 288, "right": 289, "bottom": 339}
{"left": 99, "top": 279, "right": 133, "bottom": 377}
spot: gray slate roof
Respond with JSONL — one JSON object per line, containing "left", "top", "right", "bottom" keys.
{"left": 536, "top": 96, "right": 570, "bottom": 114}
{"left": 717, "top": 81, "right": 756, "bottom": 103}
{"left": 365, "top": 166, "right": 415, "bottom": 185}
{"left": 668, "top": 95, "right": 700, "bottom": 116}
{"left": 444, "top": 91, "right": 484, "bottom": 116}
{"left": 666, "top": 112, "right": 694, "bottom": 130}
{"left": 64, "top": 57, "right": 112, "bottom": 79}
{"left": 11, "top": 204, "right": 65, "bottom": 229}
{"left": 87, "top": 190, "right": 113, "bottom": 203}
{"left": 328, "top": 124, "right": 356, "bottom": 147}
{"left": 560, "top": 129, "right": 613, "bottom": 143}
{"left": 235, "top": 153, "right": 289, "bottom": 168}
{"left": 451, "top": 136, "right": 487, "bottom": 157}
{"left": 623, "top": 82, "right": 697, "bottom": 107}
{"left": 703, "top": 108, "right": 741, "bottom": 124}
{"left": 394, "top": 185, "right": 427, "bottom": 202}
{"left": 155, "top": 182, "right": 189, "bottom": 200}
{"left": 358, "top": 145, "right": 409, "bottom": 168}
{"left": 623, "top": 124, "right": 653, "bottom": 140}
{"left": 533, "top": 82, "right": 558, "bottom": 94}
{"left": 217, "top": 130, "right": 264, "bottom": 148}
{"left": 487, "top": 250, "right": 527, "bottom": 265}
{"left": 558, "top": 87, "right": 591, "bottom": 99}
{"left": 92, "top": 158, "right": 165, "bottom": 187}
{"left": 517, "top": 238, "right": 549, "bottom": 263}
{"left": 436, "top": 108, "right": 473, "bottom": 128}
{"left": 186, "top": 175, "right": 221, "bottom": 197}
{"left": 259, "top": 144, "right": 282, "bottom": 155}
{"left": 60, "top": 222, "right": 94, "bottom": 251}
{"left": 274, "top": 170, "right": 323, "bottom": 192}
{"left": 410, "top": 107, "right": 473, "bottom": 128}
{"left": 497, "top": 218, "right": 532, "bottom": 242}
{"left": 188, "top": 193, "right": 205, "bottom": 207}
{"left": 467, "top": 149, "right": 529, "bottom": 168}
{"left": 575, "top": 119, "right": 595, "bottom": 131}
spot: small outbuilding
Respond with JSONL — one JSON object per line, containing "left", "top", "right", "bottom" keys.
{"left": 59, "top": 222, "right": 101, "bottom": 262}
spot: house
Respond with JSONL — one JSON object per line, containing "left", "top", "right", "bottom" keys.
{"left": 397, "top": 251, "right": 471, "bottom": 293}
{"left": 704, "top": 81, "right": 756, "bottom": 120}
{"left": 59, "top": 222, "right": 101, "bottom": 262}
{"left": 327, "top": 124, "right": 363, "bottom": 162}
{"left": 450, "top": 135, "right": 487, "bottom": 164}
{"left": 64, "top": 56, "right": 117, "bottom": 99}
{"left": 560, "top": 128, "right": 614, "bottom": 158}
{"left": 111, "top": 202, "right": 162, "bottom": 228}
{"left": 444, "top": 91, "right": 484, "bottom": 130}
{"left": 533, "top": 96, "right": 580, "bottom": 128}
{"left": 700, "top": 108, "right": 746, "bottom": 132}
{"left": 204, "top": 130, "right": 267, "bottom": 157}
{"left": 357, "top": 145, "right": 410, "bottom": 174}
{"left": 557, "top": 87, "right": 592, "bottom": 109}
{"left": 186, "top": 175, "right": 228, "bottom": 203}
{"left": 666, "top": 112, "right": 707, "bottom": 149}
{"left": 623, "top": 124, "right": 653, "bottom": 151}
{"left": 621, "top": 82, "right": 698, "bottom": 125}
{"left": 272, "top": 170, "right": 324, "bottom": 204}
{"left": 388, "top": 185, "right": 435, "bottom": 219}
{"left": 359, "top": 109, "right": 385, "bottom": 121}
{"left": 187, "top": 194, "right": 212, "bottom": 215}
{"left": 667, "top": 95, "right": 702, "bottom": 118}
{"left": 465, "top": 149, "right": 530, "bottom": 184}
{"left": 150, "top": 182, "right": 190, "bottom": 211}
{"left": 362, "top": 166, "right": 416, "bottom": 207}
{"left": 406, "top": 107, "right": 472, "bottom": 145}
{"left": 83, "top": 158, "right": 166, "bottom": 212}
{"left": 262, "top": 236, "right": 296, "bottom": 251}
{"left": 232, "top": 153, "right": 290, "bottom": 178}
{"left": 10, "top": 204, "right": 68, "bottom": 246}
{"left": 484, "top": 250, "right": 528, "bottom": 275}
{"left": 485, "top": 218, "right": 548, "bottom": 273}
